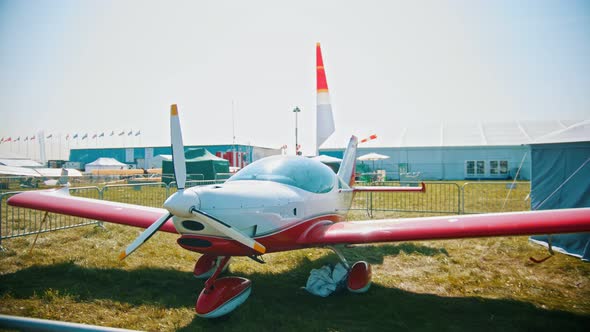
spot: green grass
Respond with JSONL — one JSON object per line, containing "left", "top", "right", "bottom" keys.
{"left": 1, "top": 182, "right": 589, "bottom": 331}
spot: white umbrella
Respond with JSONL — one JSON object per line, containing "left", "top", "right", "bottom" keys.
{"left": 357, "top": 153, "right": 390, "bottom": 170}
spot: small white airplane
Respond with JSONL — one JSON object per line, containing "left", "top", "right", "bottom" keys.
{"left": 7, "top": 44, "right": 590, "bottom": 319}
{"left": 8, "top": 105, "right": 590, "bottom": 318}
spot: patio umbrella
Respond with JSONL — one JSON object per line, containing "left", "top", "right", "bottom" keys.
{"left": 357, "top": 152, "right": 390, "bottom": 170}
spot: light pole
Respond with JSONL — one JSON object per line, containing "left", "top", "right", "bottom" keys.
{"left": 293, "top": 106, "right": 301, "bottom": 155}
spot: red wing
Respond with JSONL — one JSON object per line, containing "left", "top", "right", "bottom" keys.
{"left": 299, "top": 208, "right": 590, "bottom": 246}
{"left": 6, "top": 188, "right": 177, "bottom": 233}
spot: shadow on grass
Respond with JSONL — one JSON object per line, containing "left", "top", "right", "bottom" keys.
{"left": 1, "top": 249, "right": 588, "bottom": 332}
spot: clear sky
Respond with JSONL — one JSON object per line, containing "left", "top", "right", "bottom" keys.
{"left": 1, "top": 0, "right": 589, "bottom": 159}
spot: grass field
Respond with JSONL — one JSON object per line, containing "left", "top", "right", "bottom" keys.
{"left": 1, "top": 184, "right": 589, "bottom": 331}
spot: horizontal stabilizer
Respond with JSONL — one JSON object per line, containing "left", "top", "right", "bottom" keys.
{"left": 353, "top": 182, "right": 426, "bottom": 193}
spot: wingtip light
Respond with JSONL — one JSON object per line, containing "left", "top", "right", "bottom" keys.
{"left": 118, "top": 251, "right": 127, "bottom": 260}
{"left": 171, "top": 104, "right": 178, "bottom": 116}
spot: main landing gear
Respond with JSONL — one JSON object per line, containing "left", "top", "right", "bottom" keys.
{"left": 194, "top": 255, "right": 251, "bottom": 318}
{"left": 192, "top": 248, "right": 372, "bottom": 319}
{"left": 330, "top": 246, "right": 372, "bottom": 293}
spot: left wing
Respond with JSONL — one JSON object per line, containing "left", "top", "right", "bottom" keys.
{"left": 6, "top": 188, "right": 177, "bottom": 233}
{"left": 298, "top": 208, "right": 590, "bottom": 245}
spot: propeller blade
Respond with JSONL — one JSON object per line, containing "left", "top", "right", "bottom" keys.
{"left": 119, "top": 212, "right": 173, "bottom": 260}
{"left": 191, "top": 209, "right": 266, "bottom": 255}
{"left": 170, "top": 104, "right": 187, "bottom": 190}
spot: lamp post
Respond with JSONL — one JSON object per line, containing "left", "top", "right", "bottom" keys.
{"left": 293, "top": 106, "right": 301, "bottom": 155}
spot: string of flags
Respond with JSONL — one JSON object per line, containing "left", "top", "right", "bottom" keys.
{"left": 0, "top": 130, "right": 142, "bottom": 144}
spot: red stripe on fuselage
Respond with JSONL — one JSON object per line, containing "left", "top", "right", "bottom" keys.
{"left": 177, "top": 214, "right": 343, "bottom": 256}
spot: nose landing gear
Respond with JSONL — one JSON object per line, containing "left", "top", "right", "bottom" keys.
{"left": 194, "top": 256, "right": 252, "bottom": 318}
{"left": 193, "top": 254, "right": 230, "bottom": 279}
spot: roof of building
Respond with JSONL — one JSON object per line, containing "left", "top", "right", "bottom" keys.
{"left": 321, "top": 119, "right": 590, "bottom": 149}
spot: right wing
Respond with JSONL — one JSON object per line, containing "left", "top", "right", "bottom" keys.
{"left": 298, "top": 208, "right": 590, "bottom": 246}
{"left": 6, "top": 188, "right": 177, "bottom": 233}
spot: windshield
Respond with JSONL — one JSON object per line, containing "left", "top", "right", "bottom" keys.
{"left": 227, "top": 156, "right": 335, "bottom": 194}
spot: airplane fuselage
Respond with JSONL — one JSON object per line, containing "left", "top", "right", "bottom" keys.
{"left": 171, "top": 156, "right": 355, "bottom": 256}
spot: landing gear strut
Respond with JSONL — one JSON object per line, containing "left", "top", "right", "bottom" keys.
{"left": 193, "top": 254, "right": 230, "bottom": 279}
{"left": 194, "top": 256, "right": 252, "bottom": 318}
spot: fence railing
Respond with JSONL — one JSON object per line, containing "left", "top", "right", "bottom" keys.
{"left": 1, "top": 180, "right": 532, "bottom": 246}
{"left": 0, "top": 187, "right": 102, "bottom": 242}
{"left": 351, "top": 181, "right": 462, "bottom": 216}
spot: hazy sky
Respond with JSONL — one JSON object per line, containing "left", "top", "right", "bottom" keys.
{"left": 1, "top": 0, "right": 589, "bottom": 159}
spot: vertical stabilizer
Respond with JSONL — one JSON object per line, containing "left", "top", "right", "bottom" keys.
{"left": 338, "top": 136, "right": 358, "bottom": 186}
{"left": 316, "top": 43, "right": 335, "bottom": 154}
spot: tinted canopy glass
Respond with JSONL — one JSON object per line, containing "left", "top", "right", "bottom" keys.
{"left": 228, "top": 156, "right": 335, "bottom": 194}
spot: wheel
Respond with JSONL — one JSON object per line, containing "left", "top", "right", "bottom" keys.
{"left": 347, "top": 261, "right": 372, "bottom": 293}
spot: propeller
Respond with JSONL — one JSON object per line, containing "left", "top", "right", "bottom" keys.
{"left": 119, "top": 104, "right": 186, "bottom": 260}
{"left": 120, "top": 104, "right": 265, "bottom": 260}
{"left": 191, "top": 209, "right": 266, "bottom": 255}
{"left": 170, "top": 104, "right": 187, "bottom": 190}
{"left": 119, "top": 212, "right": 172, "bottom": 260}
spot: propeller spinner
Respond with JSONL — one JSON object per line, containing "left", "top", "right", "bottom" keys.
{"left": 120, "top": 104, "right": 265, "bottom": 260}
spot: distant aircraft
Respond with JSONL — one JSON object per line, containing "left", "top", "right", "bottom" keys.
{"left": 7, "top": 44, "right": 590, "bottom": 318}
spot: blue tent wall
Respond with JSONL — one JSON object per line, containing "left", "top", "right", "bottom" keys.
{"left": 529, "top": 142, "right": 590, "bottom": 261}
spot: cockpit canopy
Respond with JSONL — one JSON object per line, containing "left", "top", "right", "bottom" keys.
{"left": 227, "top": 156, "right": 336, "bottom": 194}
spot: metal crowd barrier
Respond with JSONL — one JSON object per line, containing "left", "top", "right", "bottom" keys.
{"left": 1, "top": 180, "right": 532, "bottom": 247}
{"left": 350, "top": 181, "right": 462, "bottom": 216}
{"left": 0, "top": 187, "right": 102, "bottom": 247}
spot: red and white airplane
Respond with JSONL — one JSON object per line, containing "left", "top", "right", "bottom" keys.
{"left": 8, "top": 45, "right": 590, "bottom": 319}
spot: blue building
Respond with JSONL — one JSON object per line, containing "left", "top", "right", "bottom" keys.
{"left": 69, "top": 144, "right": 280, "bottom": 170}
{"left": 319, "top": 120, "right": 589, "bottom": 181}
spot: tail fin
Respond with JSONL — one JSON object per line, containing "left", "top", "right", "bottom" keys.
{"left": 316, "top": 42, "right": 335, "bottom": 153}
{"left": 337, "top": 136, "right": 358, "bottom": 186}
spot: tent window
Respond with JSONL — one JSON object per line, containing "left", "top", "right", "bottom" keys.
{"left": 466, "top": 161, "right": 475, "bottom": 176}
{"left": 490, "top": 160, "right": 509, "bottom": 176}
{"left": 476, "top": 161, "right": 485, "bottom": 175}
{"left": 500, "top": 161, "right": 508, "bottom": 175}
{"left": 490, "top": 161, "right": 498, "bottom": 175}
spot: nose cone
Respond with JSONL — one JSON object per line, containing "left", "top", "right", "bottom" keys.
{"left": 164, "top": 189, "right": 200, "bottom": 218}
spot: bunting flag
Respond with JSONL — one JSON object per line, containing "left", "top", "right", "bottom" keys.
{"left": 99, "top": 132, "right": 105, "bottom": 138}
{"left": 15, "top": 137, "right": 20, "bottom": 142}
{"left": 0, "top": 137, "right": 4, "bottom": 143}
{"left": 5, "top": 137, "right": 12, "bottom": 142}
{"left": 134, "top": 130, "right": 141, "bottom": 136}
{"left": 73, "top": 133, "right": 78, "bottom": 139}
{"left": 31, "top": 136, "right": 35, "bottom": 140}
{"left": 110, "top": 131, "right": 115, "bottom": 136}
{"left": 82, "top": 133, "right": 88, "bottom": 140}
{"left": 24, "top": 136, "right": 29, "bottom": 141}
{"left": 65, "top": 134, "right": 70, "bottom": 140}
{"left": 127, "top": 130, "right": 133, "bottom": 136}
{"left": 118, "top": 131, "right": 125, "bottom": 136}
{"left": 92, "top": 133, "right": 97, "bottom": 139}
{"left": 360, "top": 134, "right": 378, "bottom": 144}
{"left": 46, "top": 134, "right": 53, "bottom": 139}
